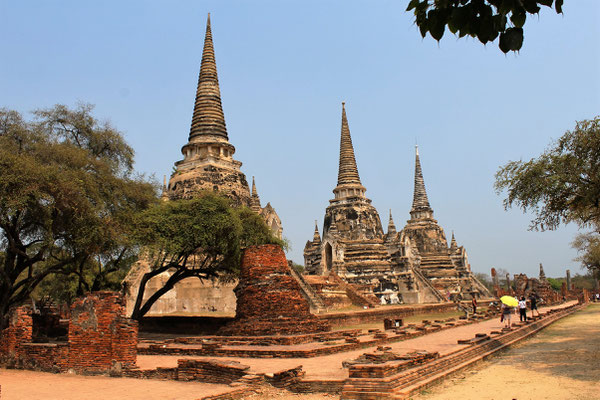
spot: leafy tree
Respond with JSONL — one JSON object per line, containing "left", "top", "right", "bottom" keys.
{"left": 407, "top": 0, "right": 564, "bottom": 53}
{"left": 495, "top": 117, "right": 600, "bottom": 232}
{"left": 495, "top": 117, "right": 600, "bottom": 275}
{"left": 572, "top": 232, "right": 600, "bottom": 278}
{"left": 129, "top": 193, "right": 282, "bottom": 320}
{"left": 0, "top": 104, "right": 157, "bottom": 330}
{"left": 546, "top": 277, "right": 562, "bottom": 291}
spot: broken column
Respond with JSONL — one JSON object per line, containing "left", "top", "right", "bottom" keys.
{"left": 219, "top": 244, "right": 330, "bottom": 336}
{"left": 68, "top": 292, "right": 138, "bottom": 373}
{"left": 566, "top": 269, "right": 571, "bottom": 292}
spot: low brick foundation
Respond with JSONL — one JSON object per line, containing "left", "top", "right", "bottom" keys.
{"left": 178, "top": 359, "right": 250, "bottom": 384}
{"left": 318, "top": 302, "right": 457, "bottom": 327}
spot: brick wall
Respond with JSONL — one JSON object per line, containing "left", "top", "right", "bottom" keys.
{"left": 0, "top": 306, "right": 32, "bottom": 360}
{"left": 0, "top": 291, "right": 137, "bottom": 374}
{"left": 68, "top": 291, "right": 137, "bottom": 373}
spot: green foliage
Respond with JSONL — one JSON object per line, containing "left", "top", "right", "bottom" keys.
{"left": 407, "top": 0, "right": 564, "bottom": 53}
{"left": 495, "top": 117, "right": 600, "bottom": 232}
{"left": 572, "top": 232, "right": 600, "bottom": 276}
{"left": 547, "top": 273, "right": 596, "bottom": 290}
{"left": 130, "top": 193, "right": 282, "bottom": 319}
{"left": 547, "top": 277, "right": 562, "bottom": 291}
{"left": 0, "top": 104, "right": 157, "bottom": 328}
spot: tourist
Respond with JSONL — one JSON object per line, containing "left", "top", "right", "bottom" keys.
{"left": 518, "top": 296, "right": 527, "bottom": 322}
{"left": 529, "top": 292, "right": 540, "bottom": 318}
{"left": 471, "top": 297, "right": 477, "bottom": 314}
{"left": 501, "top": 302, "right": 513, "bottom": 328}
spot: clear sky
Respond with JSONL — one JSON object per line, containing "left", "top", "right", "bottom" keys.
{"left": 1, "top": 1, "right": 599, "bottom": 279}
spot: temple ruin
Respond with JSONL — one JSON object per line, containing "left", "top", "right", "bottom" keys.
{"left": 124, "top": 15, "right": 281, "bottom": 316}
{"left": 304, "top": 103, "right": 491, "bottom": 305}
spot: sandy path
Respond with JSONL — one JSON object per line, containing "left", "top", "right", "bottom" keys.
{"left": 410, "top": 303, "right": 600, "bottom": 400}
{"left": 0, "top": 369, "right": 234, "bottom": 400}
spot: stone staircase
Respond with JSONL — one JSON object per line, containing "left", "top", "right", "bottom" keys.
{"left": 410, "top": 266, "right": 447, "bottom": 303}
{"left": 326, "top": 274, "right": 380, "bottom": 308}
{"left": 288, "top": 265, "right": 326, "bottom": 312}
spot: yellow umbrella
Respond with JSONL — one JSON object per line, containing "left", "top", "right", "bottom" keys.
{"left": 500, "top": 295, "right": 518, "bottom": 307}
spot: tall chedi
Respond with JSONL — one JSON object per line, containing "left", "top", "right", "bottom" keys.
{"left": 166, "top": 14, "right": 251, "bottom": 207}
{"left": 304, "top": 103, "right": 385, "bottom": 276}
{"left": 402, "top": 145, "right": 449, "bottom": 253}
{"left": 401, "top": 146, "right": 491, "bottom": 298}
{"left": 325, "top": 103, "right": 383, "bottom": 240}
{"left": 124, "top": 15, "right": 283, "bottom": 318}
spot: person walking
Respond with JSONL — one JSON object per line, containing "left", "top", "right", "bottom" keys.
{"left": 501, "top": 302, "right": 513, "bottom": 328}
{"left": 518, "top": 296, "right": 527, "bottom": 322}
{"left": 529, "top": 292, "right": 540, "bottom": 319}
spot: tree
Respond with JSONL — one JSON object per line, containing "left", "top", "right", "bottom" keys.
{"left": 407, "top": 0, "right": 564, "bottom": 53}
{"left": 572, "top": 232, "right": 600, "bottom": 278}
{"left": 0, "top": 104, "right": 157, "bottom": 329}
{"left": 495, "top": 117, "right": 600, "bottom": 232}
{"left": 129, "top": 193, "right": 282, "bottom": 320}
{"left": 495, "top": 116, "right": 600, "bottom": 275}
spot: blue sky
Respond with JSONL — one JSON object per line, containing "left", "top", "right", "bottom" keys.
{"left": 1, "top": 1, "right": 599, "bottom": 278}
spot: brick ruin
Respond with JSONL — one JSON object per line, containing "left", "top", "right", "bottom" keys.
{"left": 219, "top": 244, "right": 330, "bottom": 335}
{"left": 304, "top": 104, "right": 491, "bottom": 306}
{"left": 0, "top": 291, "right": 137, "bottom": 374}
{"left": 123, "top": 15, "right": 281, "bottom": 316}
{"left": 492, "top": 263, "right": 565, "bottom": 304}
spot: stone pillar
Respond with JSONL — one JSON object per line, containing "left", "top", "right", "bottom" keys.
{"left": 566, "top": 269, "right": 571, "bottom": 292}
{"left": 561, "top": 282, "right": 567, "bottom": 297}
{"left": 506, "top": 273, "right": 511, "bottom": 291}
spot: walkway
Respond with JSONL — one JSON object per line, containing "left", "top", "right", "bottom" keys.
{"left": 137, "top": 301, "right": 577, "bottom": 381}
{"left": 412, "top": 303, "right": 600, "bottom": 400}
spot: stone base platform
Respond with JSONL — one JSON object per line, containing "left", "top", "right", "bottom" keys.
{"left": 138, "top": 310, "right": 499, "bottom": 359}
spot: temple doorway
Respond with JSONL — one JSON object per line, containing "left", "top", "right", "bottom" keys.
{"left": 325, "top": 243, "right": 333, "bottom": 273}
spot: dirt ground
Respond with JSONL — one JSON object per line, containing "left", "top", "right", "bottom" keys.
{"left": 410, "top": 303, "right": 600, "bottom": 400}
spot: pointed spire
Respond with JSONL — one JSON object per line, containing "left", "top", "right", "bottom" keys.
{"left": 251, "top": 176, "right": 258, "bottom": 196}
{"left": 250, "top": 176, "right": 261, "bottom": 212}
{"left": 387, "top": 209, "right": 397, "bottom": 236}
{"left": 410, "top": 145, "right": 433, "bottom": 220}
{"left": 189, "top": 13, "right": 228, "bottom": 140}
{"left": 337, "top": 102, "right": 362, "bottom": 186}
{"left": 313, "top": 220, "right": 321, "bottom": 243}
{"left": 539, "top": 263, "right": 546, "bottom": 281}
{"left": 332, "top": 103, "right": 366, "bottom": 201}
{"left": 450, "top": 231, "right": 457, "bottom": 249}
